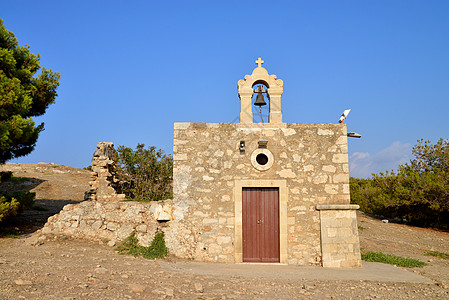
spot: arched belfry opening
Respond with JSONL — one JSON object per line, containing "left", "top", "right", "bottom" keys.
{"left": 238, "top": 58, "right": 284, "bottom": 123}
{"left": 252, "top": 83, "right": 269, "bottom": 123}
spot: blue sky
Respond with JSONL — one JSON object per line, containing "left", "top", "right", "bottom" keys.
{"left": 2, "top": 1, "right": 448, "bottom": 178}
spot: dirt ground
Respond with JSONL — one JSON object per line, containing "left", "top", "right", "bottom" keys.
{"left": 0, "top": 163, "right": 448, "bottom": 299}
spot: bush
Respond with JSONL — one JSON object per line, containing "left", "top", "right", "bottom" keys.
{"left": 116, "top": 144, "right": 172, "bottom": 202}
{"left": 116, "top": 232, "right": 168, "bottom": 259}
{"left": 0, "top": 196, "right": 20, "bottom": 222}
{"left": 350, "top": 138, "right": 449, "bottom": 229}
{"left": 0, "top": 191, "right": 35, "bottom": 223}
{"left": 144, "top": 232, "right": 168, "bottom": 259}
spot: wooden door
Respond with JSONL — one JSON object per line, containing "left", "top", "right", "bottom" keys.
{"left": 242, "top": 187, "right": 280, "bottom": 263}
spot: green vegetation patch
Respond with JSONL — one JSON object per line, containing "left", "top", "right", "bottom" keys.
{"left": 424, "top": 250, "right": 449, "bottom": 260}
{"left": 116, "top": 144, "right": 173, "bottom": 202}
{"left": 361, "top": 251, "right": 427, "bottom": 268}
{"left": 117, "top": 232, "right": 168, "bottom": 259}
{"left": 0, "top": 191, "right": 35, "bottom": 223}
{"left": 0, "top": 228, "right": 20, "bottom": 238}
{"left": 350, "top": 138, "right": 449, "bottom": 230}
{"left": 358, "top": 225, "right": 367, "bottom": 231}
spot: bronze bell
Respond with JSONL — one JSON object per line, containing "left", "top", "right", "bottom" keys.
{"left": 254, "top": 91, "right": 267, "bottom": 107}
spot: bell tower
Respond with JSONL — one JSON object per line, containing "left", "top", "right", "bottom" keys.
{"left": 237, "top": 58, "right": 284, "bottom": 123}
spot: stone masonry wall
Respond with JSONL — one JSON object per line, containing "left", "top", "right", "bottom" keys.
{"left": 318, "top": 204, "right": 362, "bottom": 267}
{"left": 41, "top": 200, "right": 197, "bottom": 258}
{"left": 173, "top": 122, "right": 352, "bottom": 265}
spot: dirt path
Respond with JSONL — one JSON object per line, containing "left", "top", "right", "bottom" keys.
{"left": 0, "top": 163, "right": 448, "bottom": 299}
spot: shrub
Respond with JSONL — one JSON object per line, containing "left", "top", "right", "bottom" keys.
{"left": 143, "top": 232, "right": 168, "bottom": 259}
{"left": 0, "top": 191, "right": 35, "bottom": 223}
{"left": 116, "top": 232, "right": 168, "bottom": 259}
{"left": 0, "top": 196, "right": 20, "bottom": 222}
{"left": 116, "top": 232, "right": 143, "bottom": 257}
{"left": 116, "top": 144, "right": 173, "bottom": 202}
{"left": 361, "top": 251, "right": 426, "bottom": 268}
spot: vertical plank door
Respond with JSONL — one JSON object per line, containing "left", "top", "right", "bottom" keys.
{"left": 242, "top": 187, "right": 280, "bottom": 262}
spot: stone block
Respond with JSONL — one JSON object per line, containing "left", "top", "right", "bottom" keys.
{"left": 332, "top": 154, "right": 348, "bottom": 164}
{"left": 324, "top": 184, "right": 338, "bottom": 194}
{"left": 318, "top": 128, "right": 334, "bottom": 136}
{"left": 333, "top": 173, "right": 349, "bottom": 183}
{"left": 322, "top": 165, "right": 336, "bottom": 172}
{"left": 154, "top": 203, "right": 172, "bottom": 221}
{"left": 277, "top": 169, "right": 296, "bottom": 178}
{"left": 136, "top": 224, "right": 147, "bottom": 233}
{"left": 174, "top": 122, "right": 191, "bottom": 129}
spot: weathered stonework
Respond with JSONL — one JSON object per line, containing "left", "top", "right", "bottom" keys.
{"left": 42, "top": 142, "right": 200, "bottom": 260}
{"left": 40, "top": 200, "right": 196, "bottom": 256}
{"left": 85, "top": 142, "right": 126, "bottom": 202}
{"left": 317, "top": 204, "right": 362, "bottom": 267}
{"left": 172, "top": 58, "right": 361, "bottom": 267}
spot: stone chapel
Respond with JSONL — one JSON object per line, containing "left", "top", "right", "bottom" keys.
{"left": 172, "top": 58, "right": 361, "bottom": 267}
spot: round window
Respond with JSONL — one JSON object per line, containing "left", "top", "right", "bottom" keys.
{"left": 256, "top": 153, "right": 268, "bottom": 165}
{"left": 251, "top": 149, "right": 274, "bottom": 171}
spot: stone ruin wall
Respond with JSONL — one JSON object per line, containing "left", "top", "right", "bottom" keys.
{"left": 84, "top": 142, "right": 126, "bottom": 202}
{"left": 40, "top": 199, "right": 196, "bottom": 258}
{"left": 40, "top": 142, "right": 198, "bottom": 259}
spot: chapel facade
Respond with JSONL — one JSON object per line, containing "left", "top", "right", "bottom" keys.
{"left": 172, "top": 59, "right": 361, "bottom": 267}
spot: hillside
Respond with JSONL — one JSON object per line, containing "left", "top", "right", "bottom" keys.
{"left": 0, "top": 163, "right": 448, "bottom": 299}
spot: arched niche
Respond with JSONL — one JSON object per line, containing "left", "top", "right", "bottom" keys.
{"left": 238, "top": 58, "right": 284, "bottom": 123}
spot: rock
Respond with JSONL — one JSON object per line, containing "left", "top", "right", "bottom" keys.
{"left": 107, "top": 240, "right": 116, "bottom": 247}
{"left": 165, "top": 288, "right": 174, "bottom": 296}
{"left": 382, "top": 219, "right": 389, "bottom": 223}
{"left": 128, "top": 283, "right": 146, "bottom": 293}
{"left": 14, "top": 279, "right": 32, "bottom": 285}
{"left": 155, "top": 203, "right": 172, "bottom": 221}
{"left": 194, "top": 282, "right": 204, "bottom": 293}
{"left": 94, "top": 267, "right": 108, "bottom": 274}
{"left": 437, "top": 282, "right": 448, "bottom": 289}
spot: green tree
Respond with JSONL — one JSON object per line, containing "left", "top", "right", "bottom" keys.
{"left": 116, "top": 144, "right": 173, "bottom": 202}
{"left": 0, "top": 19, "right": 60, "bottom": 163}
{"left": 350, "top": 138, "right": 449, "bottom": 228}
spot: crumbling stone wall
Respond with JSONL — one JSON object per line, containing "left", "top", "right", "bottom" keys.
{"left": 42, "top": 142, "right": 198, "bottom": 259}
{"left": 40, "top": 199, "right": 197, "bottom": 257}
{"left": 85, "top": 142, "right": 126, "bottom": 202}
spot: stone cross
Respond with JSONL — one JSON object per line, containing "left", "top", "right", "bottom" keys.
{"left": 255, "top": 57, "right": 264, "bottom": 68}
